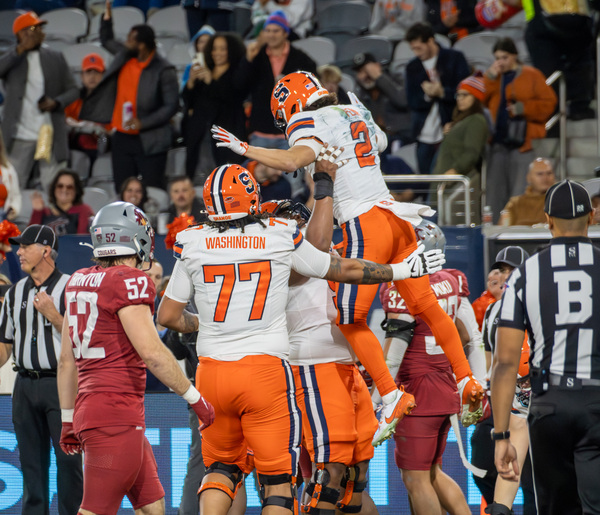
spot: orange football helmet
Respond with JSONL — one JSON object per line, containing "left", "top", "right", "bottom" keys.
{"left": 203, "top": 164, "right": 260, "bottom": 221}
{"left": 271, "top": 71, "right": 329, "bottom": 130}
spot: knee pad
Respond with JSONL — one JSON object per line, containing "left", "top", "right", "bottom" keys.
{"left": 337, "top": 465, "right": 367, "bottom": 511}
{"left": 380, "top": 317, "right": 415, "bottom": 342}
{"left": 198, "top": 462, "right": 243, "bottom": 501}
{"left": 301, "top": 464, "right": 340, "bottom": 513}
{"left": 258, "top": 473, "right": 297, "bottom": 514}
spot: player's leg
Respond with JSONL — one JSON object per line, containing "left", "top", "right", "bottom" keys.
{"left": 430, "top": 465, "right": 471, "bottom": 515}
{"left": 128, "top": 436, "right": 167, "bottom": 514}
{"left": 134, "top": 498, "right": 165, "bottom": 515}
{"left": 195, "top": 358, "right": 250, "bottom": 515}
{"left": 242, "top": 357, "right": 301, "bottom": 514}
{"left": 400, "top": 469, "right": 442, "bottom": 513}
{"left": 488, "top": 413, "right": 529, "bottom": 514}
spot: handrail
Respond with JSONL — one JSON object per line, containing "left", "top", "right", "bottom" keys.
{"left": 597, "top": 35, "right": 600, "bottom": 159}
{"left": 381, "top": 174, "right": 471, "bottom": 226}
{"left": 544, "top": 70, "right": 567, "bottom": 180}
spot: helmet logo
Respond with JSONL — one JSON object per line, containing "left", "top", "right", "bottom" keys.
{"left": 273, "top": 82, "right": 290, "bottom": 103}
{"left": 134, "top": 208, "right": 148, "bottom": 226}
{"left": 238, "top": 171, "right": 256, "bottom": 194}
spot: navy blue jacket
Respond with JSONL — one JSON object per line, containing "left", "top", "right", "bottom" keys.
{"left": 405, "top": 46, "right": 470, "bottom": 140}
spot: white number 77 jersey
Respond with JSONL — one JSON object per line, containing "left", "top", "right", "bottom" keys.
{"left": 286, "top": 103, "right": 392, "bottom": 224}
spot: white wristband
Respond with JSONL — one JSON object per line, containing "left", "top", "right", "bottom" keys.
{"left": 390, "top": 262, "right": 410, "bottom": 281}
{"left": 182, "top": 384, "right": 201, "bottom": 404}
{"left": 61, "top": 409, "right": 74, "bottom": 423}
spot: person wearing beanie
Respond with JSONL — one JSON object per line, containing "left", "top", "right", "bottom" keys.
{"left": 180, "top": 24, "right": 215, "bottom": 90}
{"left": 251, "top": 0, "right": 314, "bottom": 39}
{"left": 432, "top": 72, "right": 489, "bottom": 222}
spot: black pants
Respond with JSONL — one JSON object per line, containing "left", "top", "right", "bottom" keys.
{"left": 525, "top": 15, "right": 594, "bottom": 112}
{"left": 529, "top": 388, "right": 600, "bottom": 515}
{"left": 471, "top": 415, "right": 537, "bottom": 514}
{"left": 111, "top": 131, "right": 168, "bottom": 192}
{"left": 12, "top": 375, "right": 83, "bottom": 514}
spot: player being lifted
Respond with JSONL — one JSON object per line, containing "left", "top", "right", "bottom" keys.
{"left": 211, "top": 71, "right": 484, "bottom": 442}
{"left": 157, "top": 163, "right": 442, "bottom": 515}
{"left": 57, "top": 202, "right": 215, "bottom": 515}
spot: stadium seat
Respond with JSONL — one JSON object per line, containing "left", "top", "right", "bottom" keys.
{"left": 147, "top": 186, "right": 170, "bottom": 211}
{"left": 292, "top": 37, "right": 336, "bottom": 67}
{"left": 87, "top": 6, "right": 145, "bottom": 42}
{"left": 0, "top": 10, "right": 25, "bottom": 52}
{"left": 389, "top": 41, "right": 414, "bottom": 80}
{"left": 434, "top": 34, "right": 452, "bottom": 48}
{"left": 337, "top": 35, "right": 393, "bottom": 69}
{"left": 41, "top": 8, "right": 88, "bottom": 44}
{"left": 232, "top": 1, "right": 252, "bottom": 37}
{"left": 453, "top": 31, "right": 499, "bottom": 72}
{"left": 15, "top": 190, "right": 48, "bottom": 230}
{"left": 582, "top": 178, "right": 600, "bottom": 197}
{"left": 315, "top": 1, "right": 371, "bottom": 48}
{"left": 69, "top": 150, "right": 92, "bottom": 184}
{"left": 89, "top": 153, "right": 113, "bottom": 184}
{"left": 166, "top": 147, "right": 187, "bottom": 177}
{"left": 339, "top": 73, "right": 356, "bottom": 94}
{"left": 167, "top": 42, "right": 193, "bottom": 74}
{"left": 148, "top": 6, "right": 189, "bottom": 44}
{"left": 392, "top": 143, "right": 418, "bottom": 173}
{"left": 62, "top": 43, "right": 112, "bottom": 73}
{"left": 83, "top": 187, "right": 111, "bottom": 214}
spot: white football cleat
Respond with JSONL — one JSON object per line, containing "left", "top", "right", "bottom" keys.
{"left": 372, "top": 387, "right": 416, "bottom": 447}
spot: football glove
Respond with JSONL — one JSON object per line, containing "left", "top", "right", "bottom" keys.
{"left": 60, "top": 423, "right": 82, "bottom": 455}
{"left": 190, "top": 394, "right": 216, "bottom": 431}
{"left": 211, "top": 125, "right": 248, "bottom": 156}
{"left": 391, "top": 244, "right": 446, "bottom": 280}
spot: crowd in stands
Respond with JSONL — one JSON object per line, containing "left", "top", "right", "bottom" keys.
{"left": 0, "top": 0, "right": 599, "bottom": 234}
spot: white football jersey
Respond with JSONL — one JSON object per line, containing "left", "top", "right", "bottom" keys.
{"left": 287, "top": 276, "right": 355, "bottom": 366}
{"left": 286, "top": 103, "right": 392, "bottom": 224}
{"left": 165, "top": 219, "right": 331, "bottom": 361}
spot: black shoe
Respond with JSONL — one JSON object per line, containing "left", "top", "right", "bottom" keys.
{"left": 484, "top": 502, "right": 513, "bottom": 515}
{"left": 568, "top": 107, "right": 596, "bottom": 121}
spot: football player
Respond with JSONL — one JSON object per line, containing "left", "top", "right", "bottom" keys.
{"left": 156, "top": 163, "right": 442, "bottom": 515}
{"left": 57, "top": 202, "right": 215, "bottom": 515}
{"left": 211, "top": 71, "right": 484, "bottom": 444}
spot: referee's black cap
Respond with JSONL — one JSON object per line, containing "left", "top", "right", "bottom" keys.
{"left": 491, "top": 246, "right": 529, "bottom": 270}
{"left": 9, "top": 225, "right": 58, "bottom": 250}
{"left": 544, "top": 179, "right": 592, "bottom": 219}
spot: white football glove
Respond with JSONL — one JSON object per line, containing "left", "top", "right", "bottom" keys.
{"left": 347, "top": 91, "right": 365, "bottom": 108}
{"left": 391, "top": 244, "right": 446, "bottom": 280}
{"left": 317, "top": 144, "right": 349, "bottom": 168}
{"left": 211, "top": 125, "right": 249, "bottom": 156}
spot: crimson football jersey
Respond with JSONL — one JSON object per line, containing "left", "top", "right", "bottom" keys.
{"left": 379, "top": 269, "right": 466, "bottom": 416}
{"left": 65, "top": 265, "right": 156, "bottom": 431}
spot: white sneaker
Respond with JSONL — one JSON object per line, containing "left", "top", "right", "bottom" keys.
{"left": 457, "top": 375, "right": 484, "bottom": 427}
{"left": 372, "top": 387, "right": 416, "bottom": 447}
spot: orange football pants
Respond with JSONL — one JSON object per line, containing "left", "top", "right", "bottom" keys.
{"left": 336, "top": 207, "right": 472, "bottom": 396}
{"left": 196, "top": 355, "right": 301, "bottom": 476}
{"left": 293, "top": 363, "right": 377, "bottom": 466}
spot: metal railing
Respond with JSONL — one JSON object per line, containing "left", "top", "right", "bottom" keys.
{"left": 382, "top": 174, "right": 472, "bottom": 226}
{"left": 544, "top": 70, "right": 567, "bottom": 180}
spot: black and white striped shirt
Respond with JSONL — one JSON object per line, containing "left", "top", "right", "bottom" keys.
{"left": 498, "top": 237, "right": 600, "bottom": 379}
{"left": 482, "top": 300, "right": 501, "bottom": 356}
{"left": 0, "top": 269, "right": 69, "bottom": 371}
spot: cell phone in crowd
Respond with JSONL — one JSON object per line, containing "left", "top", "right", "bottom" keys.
{"left": 192, "top": 52, "right": 205, "bottom": 67}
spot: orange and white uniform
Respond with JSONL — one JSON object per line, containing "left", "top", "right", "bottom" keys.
{"left": 165, "top": 218, "right": 331, "bottom": 476}
{"left": 285, "top": 103, "right": 473, "bottom": 397}
{"left": 287, "top": 274, "right": 377, "bottom": 466}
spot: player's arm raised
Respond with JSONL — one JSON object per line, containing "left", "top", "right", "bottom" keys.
{"left": 211, "top": 125, "right": 316, "bottom": 172}
{"left": 119, "top": 304, "right": 215, "bottom": 429}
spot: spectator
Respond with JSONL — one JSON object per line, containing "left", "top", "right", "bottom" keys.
{"left": 182, "top": 32, "right": 247, "bottom": 178}
{"left": 353, "top": 52, "right": 411, "bottom": 148}
{"left": 65, "top": 54, "right": 110, "bottom": 170}
{"left": 29, "top": 169, "right": 94, "bottom": 235}
{"left": 317, "top": 64, "right": 350, "bottom": 105}
{"left": 119, "top": 176, "right": 149, "bottom": 209}
{"left": 369, "top": 0, "right": 425, "bottom": 43}
{"left": 405, "top": 22, "right": 470, "bottom": 174}
{"left": 592, "top": 192, "right": 600, "bottom": 225}
{"left": 0, "top": 129, "right": 22, "bottom": 221}
{"left": 79, "top": 1, "right": 179, "bottom": 191}
{"left": 522, "top": 0, "right": 594, "bottom": 120}
{"left": 499, "top": 157, "right": 556, "bottom": 226}
{"left": 246, "top": 159, "right": 291, "bottom": 202}
{"left": 425, "top": 0, "right": 482, "bottom": 42}
{"left": 182, "top": 0, "right": 231, "bottom": 38}
{"left": 433, "top": 72, "right": 489, "bottom": 210}
{"left": 251, "top": 0, "right": 314, "bottom": 39}
{"left": 112, "top": 0, "right": 179, "bottom": 17}
{"left": 471, "top": 268, "right": 504, "bottom": 331}
{"left": 163, "top": 176, "right": 204, "bottom": 224}
{"left": 483, "top": 38, "right": 556, "bottom": 223}
{"left": 180, "top": 25, "right": 216, "bottom": 90}
{"left": 0, "top": 12, "right": 79, "bottom": 191}
{"left": 0, "top": 224, "right": 83, "bottom": 514}
{"left": 14, "top": 0, "right": 84, "bottom": 14}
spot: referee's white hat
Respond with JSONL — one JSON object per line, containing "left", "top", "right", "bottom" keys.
{"left": 544, "top": 179, "right": 592, "bottom": 219}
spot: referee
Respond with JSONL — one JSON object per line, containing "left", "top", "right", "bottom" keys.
{"left": 491, "top": 180, "right": 600, "bottom": 515}
{"left": 0, "top": 225, "right": 82, "bottom": 514}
